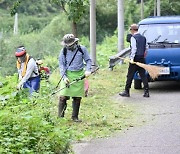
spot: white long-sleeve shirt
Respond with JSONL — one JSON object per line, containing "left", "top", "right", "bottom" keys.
{"left": 18, "top": 58, "right": 39, "bottom": 86}
{"left": 129, "top": 32, "right": 148, "bottom": 60}
{"left": 129, "top": 36, "right": 137, "bottom": 60}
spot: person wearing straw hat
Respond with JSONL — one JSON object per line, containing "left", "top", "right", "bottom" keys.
{"left": 15, "top": 46, "right": 40, "bottom": 94}
{"left": 58, "top": 34, "right": 92, "bottom": 122}
{"left": 119, "top": 24, "right": 150, "bottom": 98}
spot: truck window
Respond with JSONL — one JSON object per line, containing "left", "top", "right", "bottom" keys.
{"left": 138, "top": 24, "right": 180, "bottom": 43}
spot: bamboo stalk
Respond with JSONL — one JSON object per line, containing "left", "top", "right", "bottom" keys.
{"left": 118, "top": 57, "right": 164, "bottom": 80}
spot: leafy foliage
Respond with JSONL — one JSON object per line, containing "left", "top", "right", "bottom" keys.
{"left": 0, "top": 11, "right": 58, "bottom": 35}
{"left": 0, "top": 66, "right": 139, "bottom": 153}
{"left": 7, "top": 0, "right": 59, "bottom": 16}
{"left": 1, "top": 1, "right": 180, "bottom": 152}
{"left": 50, "top": 0, "right": 89, "bottom": 23}
{"left": 49, "top": 0, "right": 89, "bottom": 36}
{"left": 0, "top": 13, "right": 72, "bottom": 77}
{"left": 41, "top": 13, "right": 71, "bottom": 39}
{"left": 145, "top": 0, "right": 180, "bottom": 16}
{"left": 96, "top": 0, "right": 117, "bottom": 42}
{"left": 2, "top": 0, "right": 180, "bottom": 42}
{"left": 0, "top": 75, "right": 72, "bottom": 153}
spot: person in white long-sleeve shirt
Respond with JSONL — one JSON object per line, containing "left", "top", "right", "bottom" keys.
{"left": 119, "top": 24, "right": 149, "bottom": 98}
{"left": 15, "top": 46, "right": 40, "bottom": 94}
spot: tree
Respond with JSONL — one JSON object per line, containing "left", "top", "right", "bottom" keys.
{"left": 96, "top": 0, "right": 117, "bottom": 41}
{"left": 145, "top": 0, "right": 180, "bottom": 17}
{"left": 8, "top": 0, "right": 58, "bottom": 16}
{"left": 47, "top": 0, "right": 89, "bottom": 37}
{"left": 10, "top": 0, "right": 89, "bottom": 37}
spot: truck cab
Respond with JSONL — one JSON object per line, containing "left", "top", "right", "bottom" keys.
{"left": 134, "top": 16, "right": 180, "bottom": 89}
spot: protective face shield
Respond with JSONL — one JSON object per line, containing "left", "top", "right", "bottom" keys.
{"left": 66, "top": 42, "right": 78, "bottom": 51}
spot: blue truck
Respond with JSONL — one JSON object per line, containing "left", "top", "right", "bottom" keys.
{"left": 133, "top": 16, "right": 180, "bottom": 89}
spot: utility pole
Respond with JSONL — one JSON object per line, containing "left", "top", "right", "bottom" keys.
{"left": 13, "top": 13, "right": 18, "bottom": 35}
{"left": 117, "top": 0, "right": 124, "bottom": 53}
{"left": 154, "top": 0, "right": 157, "bottom": 16}
{"left": 157, "top": 0, "right": 161, "bottom": 16}
{"left": 141, "top": 0, "right": 144, "bottom": 20}
{"left": 90, "top": 0, "right": 97, "bottom": 70}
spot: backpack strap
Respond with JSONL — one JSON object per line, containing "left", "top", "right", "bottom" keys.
{"left": 17, "top": 54, "right": 31, "bottom": 77}
{"left": 77, "top": 45, "right": 84, "bottom": 55}
{"left": 63, "top": 47, "right": 67, "bottom": 65}
{"left": 63, "top": 45, "right": 84, "bottom": 66}
{"left": 29, "top": 56, "right": 39, "bottom": 76}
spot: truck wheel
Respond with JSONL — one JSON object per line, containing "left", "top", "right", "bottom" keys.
{"left": 134, "top": 80, "right": 142, "bottom": 89}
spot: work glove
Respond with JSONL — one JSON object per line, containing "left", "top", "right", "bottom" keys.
{"left": 16, "top": 83, "right": 22, "bottom": 90}
{"left": 85, "top": 71, "right": 91, "bottom": 78}
{"left": 63, "top": 77, "right": 70, "bottom": 84}
{"left": 130, "top": 59, "right": 135, "bottom": 64}
{"left": 18, "top": 75, "right": 22, "bottom": 81}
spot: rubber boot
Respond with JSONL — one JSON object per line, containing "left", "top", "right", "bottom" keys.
{"left": 58, "top": 97, "right": 67, "bottom": 117}
{"left": 72, "top": 98, "right": 82, "bottom": 122}
{"left": 143, "top": 88, "right": 150, "bottom": 97}
{"left": 119, "top": 89, "right": 130, "bottom": 97}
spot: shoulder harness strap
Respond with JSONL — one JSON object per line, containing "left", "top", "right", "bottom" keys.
{"left": 63, "top": 45, "right": 84, "bottom": 65}
{"left": 29, "top": 56, "right": 39, "bottom": 76}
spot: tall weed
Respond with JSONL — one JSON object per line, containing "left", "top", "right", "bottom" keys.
{"left": 0, "top": 75, "right": 72, "bottom": 153}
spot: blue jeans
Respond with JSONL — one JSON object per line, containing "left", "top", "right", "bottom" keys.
{"left": 23, "top": 76, "right": 40, "bottom": 94}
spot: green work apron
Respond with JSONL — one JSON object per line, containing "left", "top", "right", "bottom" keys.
{"left": 60, "top": 70, "right": 85, "bottom": 97}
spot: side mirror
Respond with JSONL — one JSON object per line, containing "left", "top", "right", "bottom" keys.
{"left": 126, "top": 34, "right": 132, "bottom": 43}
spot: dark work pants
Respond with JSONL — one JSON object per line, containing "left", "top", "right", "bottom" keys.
{"left": 125, "top": 58, "right": 149, "bottom": 90}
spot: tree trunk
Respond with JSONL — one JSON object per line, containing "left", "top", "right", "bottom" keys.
{"left": 72, "top": 21, "right": 78, "bottom": 37}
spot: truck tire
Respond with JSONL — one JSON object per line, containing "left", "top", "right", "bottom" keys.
{"left": 134, "top": 80, "right": 142, "bottom": 89}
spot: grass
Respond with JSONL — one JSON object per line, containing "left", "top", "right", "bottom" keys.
{"left": 50, "top": 63, "right": 140, "bottom": 142}
{"left": 0, "top": 59, "right": 143, "bottom": 153}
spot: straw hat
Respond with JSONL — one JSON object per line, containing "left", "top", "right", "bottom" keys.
{"left": 61, "top": 34, "right": 79, "bottom": 47}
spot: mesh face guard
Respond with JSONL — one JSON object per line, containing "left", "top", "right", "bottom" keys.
{"left": 66, "top": 42, "right": 78, "bottom": 51}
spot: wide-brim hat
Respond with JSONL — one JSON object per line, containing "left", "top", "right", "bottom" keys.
{"left": 61, "top": 34, "right": 79, "bottom": 47}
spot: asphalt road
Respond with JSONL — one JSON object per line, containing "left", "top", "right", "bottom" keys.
{"left": 73, "top": 81, "right": 180, "bottom": 154}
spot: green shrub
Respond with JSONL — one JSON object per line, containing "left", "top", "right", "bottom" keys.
{"left": 0, "top": 13, "right": 73, "bottom": 76}
{"left": 0, "top": 75, "right": 72, "bottom": 153}
{"left": 41, "top": 13, "right": 71, "bottom": 39}
{"left": 18, "top": 15, "right": 56, "bottom": 34}
{"left": 0, "top": 9, "right": 58, "bottom": 34}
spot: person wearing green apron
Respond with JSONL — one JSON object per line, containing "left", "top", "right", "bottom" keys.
{"left": 59, "top": 34, "right": 92, "bottom": 122}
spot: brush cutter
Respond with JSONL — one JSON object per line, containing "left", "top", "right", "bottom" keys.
{"left": 51, "top": 67, "right": 99, "bottom": 96}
